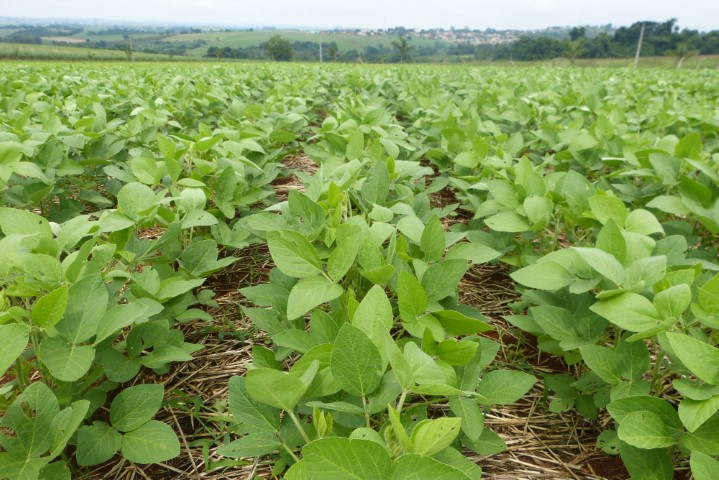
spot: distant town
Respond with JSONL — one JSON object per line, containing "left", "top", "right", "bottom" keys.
{"left": 317, "top": 25, "right": 616, "bottom": 44}
{"left": 0, "top": 17, "right": 716, "bottom": 65}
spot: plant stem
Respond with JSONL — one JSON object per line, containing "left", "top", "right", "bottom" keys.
{"left": 650, "top": 350, "right": 666, "bottom": 394}
{"left": 362, "top": 395, "right": 371, "bottom": 428}
{"left": 287, "top": 410, "right": 311, "bottom": 444}
{"left": 15, "top": 358, "right": 26, "bottom": 389}
{"left": 396, "top": 390, "right": 408, "bottom": 412}
{"left": 282, "top": 442, "right": 300, "bottom": 462}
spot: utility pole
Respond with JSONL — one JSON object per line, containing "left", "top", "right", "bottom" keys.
{"left": 633, "top": 23, "right": 645, "bottom": 69}
{"left": 319, "top": 35, "right": 323, "bottom": 63}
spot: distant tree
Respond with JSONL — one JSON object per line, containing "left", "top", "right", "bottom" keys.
{"left": 569, "top": 27, "right": 586, "bottom": 41}
{"left": 391, "top": 35, "right": 415, "bottom": 63}
{"left": 328, "top": 42, "right": 339, "bottom": 61}
{"left": 207, "top": 46, "right": 222, "bottom": 59}
{"left": 670, "top": 42, "right": 699, "bottom": 68}
{"left": 264, "top": 35, "right": 293, "bottom": 61}
{"left": 565, "top": 39, "right": 586, "bottom": 63}
{"left": 122, "top": 34, "right": 134, "bottom": 61}
{"left": 222, "top": 46, "right": 234, "bottom": 59}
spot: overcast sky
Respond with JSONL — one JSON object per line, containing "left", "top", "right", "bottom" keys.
{"left": 4, "top": 0, "right": 718, "bottom": 31}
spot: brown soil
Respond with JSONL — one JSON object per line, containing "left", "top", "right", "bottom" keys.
{"left": 84, "top": 230, "right": 638, "bottom": 480}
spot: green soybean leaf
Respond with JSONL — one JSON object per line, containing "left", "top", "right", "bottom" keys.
{"left": 572, "top": 247, "right": 624, "bottom": 286}
{"left": 0, "top": 454, "right": 46, "bottom": 480}
{"left": 404, "top": 342, "right": 457, "bottom": 387}
{"left": 306, "top": 400, "right": 364, "bottom": 415}
{"left": 1, "top": 381, "right": 60, "bottom": 452}
{"left": 445, "top": 242, "right": 501, "bottom": 264}
{"left": 618, "top": 411, "right": 675, "bottom": 449}
{"left": 596, "top": 220, "right": 626, "bottom": 262}
{"left": 353, "top": 285, "right": 393, "bottom": 332}
{"left": 421, "top": 260, "right": 468, "bottom": 302}
{"left": 266, "top": 230, "right": 321, "bottom": 278}
{"left": 117, "top": 182, "right": 157, "bottom": 220}
{"left": 0, "top": 207, "right": 53, "bottom": 249}
{"left": 476, "top": 370, "right": 535, "bottom": 405}
{"left": 228, "top": 376, "right": 281, "bottom": 434}
{"left": 523, "top": 196, "right": 553, "bottom": 228}
{"left": 31, "top": 285, "right": 68, "bottom": 329}
{"left": 327, "top": 232, "right": 363, "bottom": 282}
{"left": 464, "top": 428, "right": 507, "bottom": 455}
{"left": 0, "top": 323, "right": 30, "bottom": 376}
{"left": 38, "top": 337, "right": 95, "bottom": 382}
{"left": 619, "top": 443, "right": 673, "bottom": 480}
{"left": 691, "top": 451, "right": 719, "bottom": 480}
{"left": 121, "top": 420, "right": 180, "bottom": 464}
{"left": 289, "top": 190, "right": 325, "bottom": 234}
{"left": 216, "top": 432, "right": 282, "bottom": 458}
{"left": 679, "top": 396, "right": 719, "bottom": 433}
{"left": 673, "top": 379, "right": 719, "bottom": 401}
{"left": 580, "top": 345, "right": 622, "bottom": 384}
{"left": 588, "top": 194, "right": 627, "bottom": 226}
{"left": 391, "top": 454, "right": 471, "bottom": 479}
{"left": 624, "top": 256, "right": 667, "bottom": 290}
{"left": 560, "top": 129, "right": 598, "bottom": 152}
{"left": 360, "top": 264, "right": 396, "bottom": 285}
{"left": 101, "top": 348, "right": 141, "bottom": 383}
{"left": 625, "top": 209, "right": 664, "bottom": 236}
{"left": 76, "top": 423, "right": 122, "bottom": 466}
{"left": 245, "top": 368, "right": 307, "bottom": 411}
{"left": 436, "top": 340, "right": 479, "bottom": 366}
{"left": 654, "top": 284, "right": 691, "bottom": 320}
{"left": 680, "top": 416, "right": 719, "bottom": 455}
{"left": 286, "top": 275, "right": 343, "bottom": 320}
{"left": 331, "top": 324, "right": 384, "bottom": 396}
{"left": 349, "top": 428, "right": 385, "bottom": 446}
{"left": 607, "top": 396, "right": 682, "bottom": 433}
{"left": 362, "top": 161, "right": 390, "bottom": 205}
{"left": 54, "top": 274, "right": 108, "bottom": 344}
{"left": 510, "top": 262, "right": 573, "bottom": 290}
{"left": 530, "top": 305, "right": 600, "bottom": 350}
{"left": 431, "top": 310, "right": 492, "bottom": 336}
{"left": 397, "top": 215, "right": 426, "bottom": 244}
{"left": 590, "top": 293, "right": 661, "bottom": 332}
{"left": 180, "top": 239, "right": 237, "bottom": 277}
{"left": 410, "top": 417, "right": 462, "bottom": 456}
{"left": 110, "top": 384, "right": 164, "bottom": 432}
{"left": 38, "top": 461, "right": 71, "bottom": 480}
{"left": 302, "top": 437, "right": 391, "bottom": 480}
{"left": 49, "top": 399, "right": 90, "bottom": 459}
{"left": 647, "top": 195, "right": 688, "bottom": 215}
{"left": 616, "top": 339, "right": 651, "bottom": 380}
{"left": 346, "top": 130, "right": 364, "bottom": 161}
{"left": 398, "top": 271, "right": 427, "bottom": 322}
{"left": 421, "top": 215, "right": 445, "bottom": 262}
{"left": 0, "top": 141, "right": 23, "bottom": 165}
{"left": 664, "top": 333, "right": 719, "bottom": 385}
{"left": 449, "top": 396, "right": 484, "bottom": 442}
{"left": 388, "top": 406, "right": 414, "bottom": 453}
{"left": 284, "top": 459, "right": 310, "bottom": 480}
{"left": 484, "top": 212, "right": 529, "bottom": 233}
{"left": 95, "top": 301, "right": 151, "bottom": 343}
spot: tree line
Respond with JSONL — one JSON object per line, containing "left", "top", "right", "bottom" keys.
{"left": 479, "top": 19, "right": 719, "bottom": 61}
{"left": 206, "top": 20, "right": 719, "bottom": 64}
{"left": 207, "top": 34, "right": 449, "bottom": 63}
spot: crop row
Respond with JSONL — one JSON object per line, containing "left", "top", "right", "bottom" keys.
{"left": 0, "top": 63, "right": 718, "bottom": 479}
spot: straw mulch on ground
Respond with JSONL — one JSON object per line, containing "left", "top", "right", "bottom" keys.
{"left": 87, "top": 251, "right": 633, "bottom": 479}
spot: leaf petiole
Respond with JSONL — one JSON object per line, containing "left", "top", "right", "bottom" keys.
{"left": 287, "top": 409, "right": 311, "bottom": 444}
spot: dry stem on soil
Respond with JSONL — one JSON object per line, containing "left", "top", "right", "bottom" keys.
{"left": 88, "top": 247, "right": 630, "bottom": 480}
